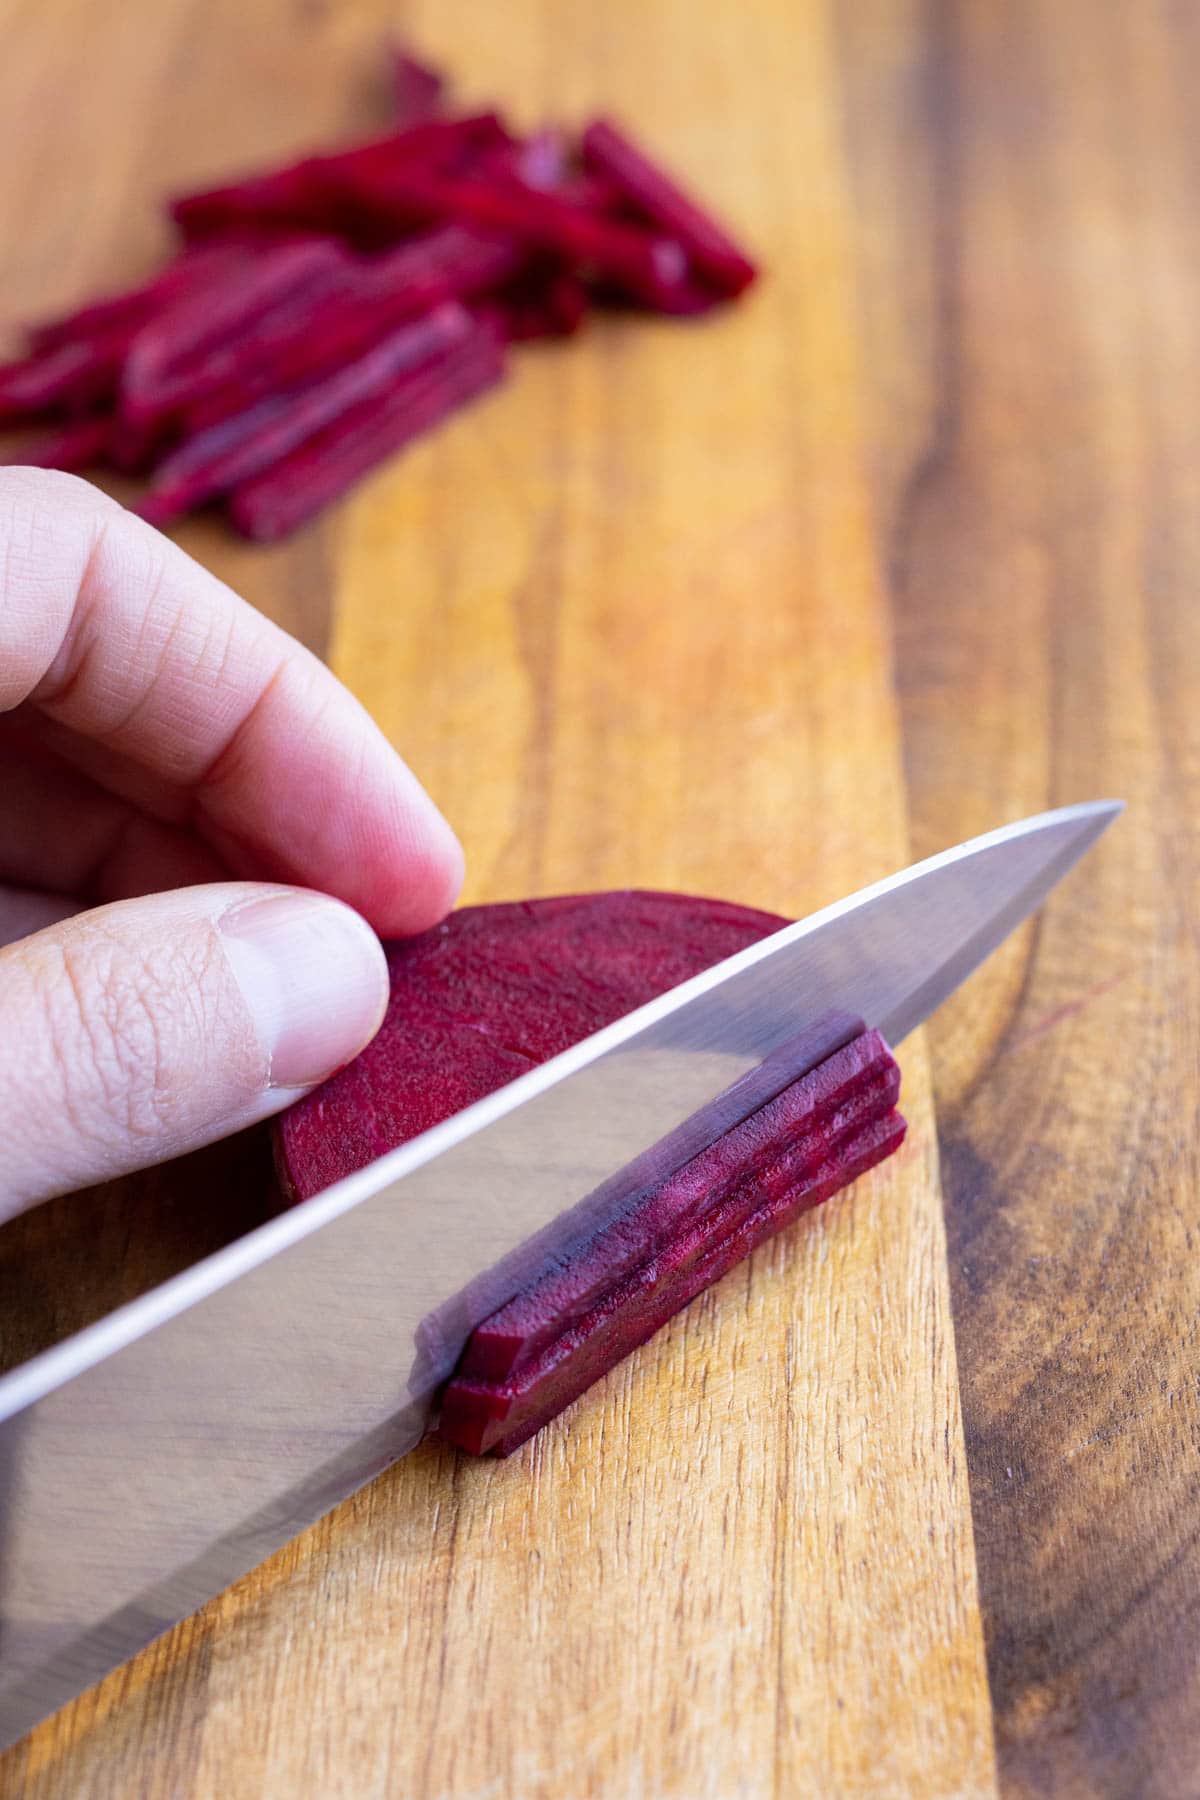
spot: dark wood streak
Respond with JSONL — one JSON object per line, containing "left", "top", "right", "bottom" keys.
{"left": 852, "top": 0, "right": 1200, "bottom": 1790}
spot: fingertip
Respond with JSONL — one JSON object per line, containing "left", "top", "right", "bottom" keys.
{"left": 368, "top": 809, "right": 466, "bottom": 939}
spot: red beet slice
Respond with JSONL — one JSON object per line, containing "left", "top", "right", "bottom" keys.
{"left": 6, "top": 415, "right": 111, "bottom": 472}
{"left": 274, "top": 894, "right": 905, "bottom": 1458}
{"left": 226, "top": 319, "right": 504, "bottom": 541}
{"left": 276, "top": 893, "right": 791, "bottom": 1204}
{"left": 440, "top": 1104, "right": 905, "bottom": 1456}
{"left": 391, "top": 50, "right": 446, "bottom": 126}
{"left": 338, "top": 166, "right": 693, "bottom": 309}
{"left": 456, "top": 1029, "right": 900, "bottom": 1387}
{"left": 173, "top": 229, "right": 522, "bottom": 433}
{"left": 582, "top": 118, "right": 758, "bottom": 296}
{"left": 137, "top": 301, "right": 474, "bottom": 526}
{"left": 0, "top": 337, "right": 125, "bottom": 424}
{"left": 26, "top": 245, "right": 251, "bottom": 353}
{"left": 6, "top": 58, "right": 760, "bottom": 535}
{"left": 118, "top": 237, "right": 347, "bottom": 428}
{"left": 170, "top": 115, "right": 510, "bottom": 242}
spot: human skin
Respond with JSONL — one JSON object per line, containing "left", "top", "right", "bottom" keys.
{"left": 0, "top": 468, "right": 464, "bottom": 1220}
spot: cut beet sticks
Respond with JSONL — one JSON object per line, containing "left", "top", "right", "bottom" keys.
{"left": 274, "top": 894, "right": 905, "bottom": 1458}
{"left": 227, "top": 318, "right": 505, "bottom": 541}
{"left": 0, "top": 42, "right": 758, "bottom": 538}
{"left": 138, "top": 301, "right": 476, "bottom": 526}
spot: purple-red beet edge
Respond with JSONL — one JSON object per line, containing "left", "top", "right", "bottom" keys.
{"left": 274, "top": 893, "right": 905, "bottom": 1459}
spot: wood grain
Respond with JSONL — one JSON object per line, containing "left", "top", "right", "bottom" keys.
{"left": 839, "top": 2, "right": 1200, "bottom": 1792}
{"left": 1, "top": 0, "right": 1191, "bottom": 1791}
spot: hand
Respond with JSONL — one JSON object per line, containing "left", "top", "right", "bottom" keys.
{"left": 0, "top": 469, "right": 464, "bottom": 1221}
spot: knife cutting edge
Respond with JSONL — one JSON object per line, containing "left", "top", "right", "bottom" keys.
{"left": 0, "top": 799, "right": 1121, "bottom": 1748}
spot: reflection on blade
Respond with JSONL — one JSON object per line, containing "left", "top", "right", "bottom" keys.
{"left": 0, "top": 801, "right": 1121, "bottom": 1748}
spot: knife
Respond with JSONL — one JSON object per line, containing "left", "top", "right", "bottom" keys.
{"left": 0, "top": 799, "right": 1121, "bottom": 1749}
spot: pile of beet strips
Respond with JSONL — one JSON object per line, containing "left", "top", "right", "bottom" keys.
{"left": 0, "top": 50, "right": 757, "bottom": 542}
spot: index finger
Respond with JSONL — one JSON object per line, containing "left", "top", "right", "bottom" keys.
{"left": 0, "top": 470, "right": 463, "bottom": 935}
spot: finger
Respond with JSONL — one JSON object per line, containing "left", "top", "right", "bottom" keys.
{"left": 0, "top": 881, "right": 388, "bottom": 1217}
{"left": 0, "top": 885, "right": 81, "bottom": 949}
{"left": 0, "top": 470, "right": 463, "bottom": 935}
{"left": 0, "top": 739, "right": 229, "bottom": 900}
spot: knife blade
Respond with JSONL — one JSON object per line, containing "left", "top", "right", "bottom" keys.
{"left": 0, "top": 799, "right": 1120, "bottom": 1748}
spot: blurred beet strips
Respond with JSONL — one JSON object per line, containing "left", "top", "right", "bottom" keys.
{"left": 0, "top": 45, "right": 758, "bottom": 541}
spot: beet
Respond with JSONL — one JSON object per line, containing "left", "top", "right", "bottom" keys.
{"left": 170, "top": 116, "right": 510, "bottom": 242}
{"left": 276, "top": 893, "right": 790, "bottom": 1202}
{"left": 2, "top": 48, "right": 758, "bottom": 535}
{"left": 3, "top": 415, "right": 110, "bottom": 471}
{"left": 391, "top": 50, "right": 446, "bottom": 127}
{"left": 226, "top": 319, "right": 504, "bottom": 541}
{"left": 137, "top": 302, "right": 474, "bottom": 526}
{"left": 174, "top": 231, "right": 520, "bottom": 434}
{"left": 581, "top": 118, "right": 758, "bottom": 296}
{"left": 440, "top": 1106, "right": 905, "bottom": 1456}
{"left": 274, "top": 894, "right": 905, "bottom": 1457}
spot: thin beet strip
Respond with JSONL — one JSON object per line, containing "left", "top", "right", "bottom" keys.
{"left": 119, "top": 237, "right": 347, "bottom": 427}
{"left": 5, "top": 415, "right": 111, "bottom": 471}
{"left": 582, "top": 118, "right": 758, "bottom": 296}
{"left": 339, "top": 165, "right": 693, "bottom": 309}
{"left": 0, "top": 336, "right": 127, "bottom": 424}
{"left": 138, "top": 301, "right": 474, "bottom": 525}
{"left": 170, "top": 115, "right": 510, "bottom": 242}
{"left": 455, "top": 1028, "right": 897, "bottom": 1387}
{"left": 27, "top": 245, "right": 251, "bottom": 353}
{"left": 391, "top": 49, "right": 445, "bottom": 125}
{"left": 175, "top": 228, "right": 522, "bottom": 431}
{"left": 227, "top": 320, "right": 504, "bottom": 541}
{"left": 439, "top": 1091, "right": 905, "bottom": 1456}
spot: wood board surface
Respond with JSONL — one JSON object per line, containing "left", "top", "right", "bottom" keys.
{"left": 0, "top": 0, "right": 1192, "bottom": 1793}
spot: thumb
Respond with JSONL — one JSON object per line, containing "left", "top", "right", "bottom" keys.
{"left": 0, "top": 883, "right": 389, "bottom": 1220}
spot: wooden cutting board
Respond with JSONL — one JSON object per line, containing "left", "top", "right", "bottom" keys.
{"left": 0, "top": 0, "right": 1195, "bottom": 1793}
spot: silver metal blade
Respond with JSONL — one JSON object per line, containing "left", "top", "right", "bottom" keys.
{"left": 0, "top": 800, "right": 1120, "bottom": 1747}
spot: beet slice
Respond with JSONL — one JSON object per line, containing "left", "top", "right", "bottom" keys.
{"left": 169, "top": 115, "right": 510, "bottom": 242}
{"left": 337, "top": 166, "right": 693, "bottom": 309}
{"left": 0, "top": 337, "right": 125, "bottom": 424}
{"left": 455, "top": 1028, "right": 899, "bottom": 1387}
{"left": 581, "top": 118, "right": 758, "bottom": 296}
{"left": 6, "top": 415, "right": 111, "bottom": 471}
{"left": 276, "top": 893, "right": 791, "bottom": 1204}
{"left": 118, "top": 237, "right": 348, "bottom": 429}
{"left": 172, "top": 229, "right": 521, "bottom": 433}
{"left": 26, "top": 245, "right": 251, "bottom": 354}
{"left": 226, "top": 319, "right": 504, "bottom": 541}
{"left": 391, "top": 50, "right": 446, "bottom": 126}
{"left": 137, "top": 301, "right": 474, "bottom": 526}
{"left": 440, "top": 1104, "right": 905, "bottom": 1456}
{"left": 274, "top": 894, "right": 905, "bottom": 1458}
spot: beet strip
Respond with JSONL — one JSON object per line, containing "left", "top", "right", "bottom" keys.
{"left": 439, "top": 1091, "right": 905, "bottom": 1456}
{"left": 137, "top": 302, "right": 474, "bottom": 525}
{"left": 227, "top": 324, "right": 504, "bottom": 541}
{"left": 391, "top": 49, "right": 445, "bottom": 125}
{"left": 118, "top": 237, "right": 348, "bottom": 425}
{"left": 174, "top": 228, "right": 522, "bottom": 431}
{"left": 0, "top": 338, "right": 126, "bottom": 423}
{"left": 458, "top": 1029, "right": 900, "bottom": 1385}
{"left": 170, "top": 115, "right": 510, "bottom": 241}
{"left": 5, "top": 415, "right": 112, "bottom": 471}
{"left": 27, "top": 245, "right": 250, "bottom": 353}
{"left": 582, "top": 118, "right": 757, "bottom": 296}
{"left": 340, "top": 166, "right": 692, "bottom": 308}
